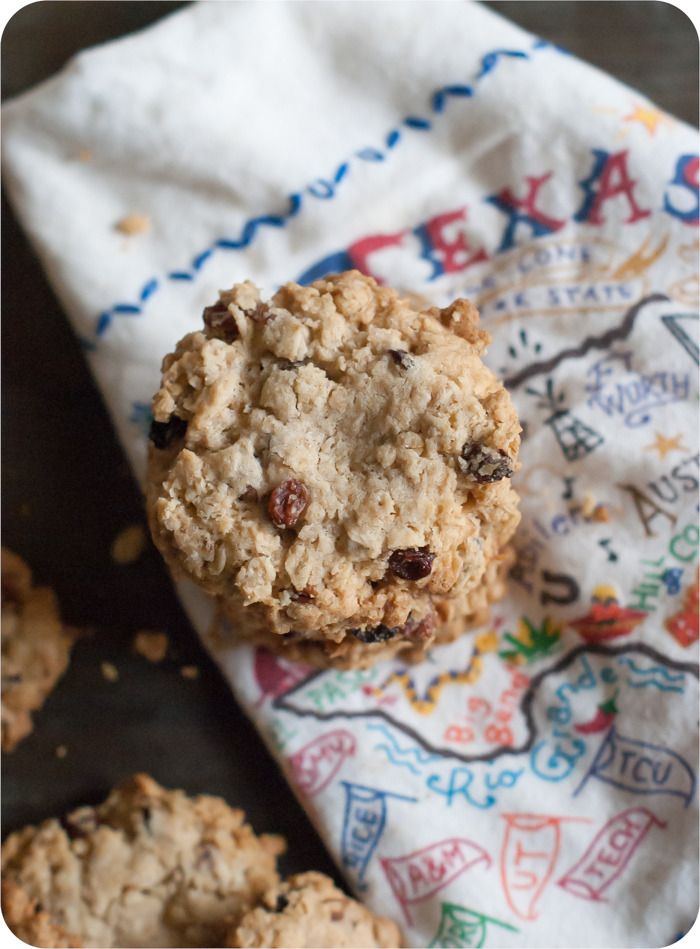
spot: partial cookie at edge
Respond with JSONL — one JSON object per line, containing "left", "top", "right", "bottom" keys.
{"left": 1, "top": 773, "right": 284, "bottom": 948}
{"left": 1, "top": 548, "right": 77, "bottom": 752}
{"left": 225, "top": 871, "right": 401, "bottom": 949}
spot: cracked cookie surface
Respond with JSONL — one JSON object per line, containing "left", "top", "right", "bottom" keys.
{"left": 1, "top": 774, "right": 284, "bottom": 948}
{"left": 1, "top": 548, "right": 76, "bottom": 751}
{"left": 147, "top": 271, "right": 520, "bottom": 665}
{"left": 225, "top": 871, "right": 401, "bottom": 948}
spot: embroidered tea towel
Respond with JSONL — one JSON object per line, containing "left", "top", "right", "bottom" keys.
{"left": 3, "top": 2, "right": 698, "bottom": 946}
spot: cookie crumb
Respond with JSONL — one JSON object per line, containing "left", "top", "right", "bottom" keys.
{"left": 111, "top": 524, "right": 146, "bottom": 564}
{"left": 133, "top": 630, "right": 169, "bottom": 663}
{"left": 55, "top": 744, "right": 68, "bottom": 759}
{"left": 101, "top": 661, "right": 119, "bottom": 683}
{"left": 581, "top": 493, "right": 597, "bottom": 518}
{"left": 77, "top": 147, "right": 93, "bottom": 162}
{"left": 180, "top": 665, "right": 200, "bottom": 680}
{"left": 114, "top": 213, "right": 151, "bottom": 236}
{"left": 592, "top": 504, "right": 610, "bottom": 523}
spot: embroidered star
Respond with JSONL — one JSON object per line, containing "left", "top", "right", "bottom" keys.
{"left": 645, "top": 432, "right": 688, "bottom": 459}
{"left": 623, "top": 104, "right": 672, "bottom": 136}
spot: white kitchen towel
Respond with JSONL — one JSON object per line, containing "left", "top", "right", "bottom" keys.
{"left": 3, "top": 2, "right": 699, "bottom": 946}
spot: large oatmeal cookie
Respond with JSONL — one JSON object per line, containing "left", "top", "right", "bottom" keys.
{"left": 147, "top": 271, "right": 520, "bottom": 665}
{"left": 1, "top": 774, "right": 284, "bottom": 948}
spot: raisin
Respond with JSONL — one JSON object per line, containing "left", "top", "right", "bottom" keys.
{"left": 274, "top": 895, "right": 290, "bottom": 913}
{"left": 148, "top": 415, "right": 188, "bottom": 449}
{"left": 349, "top": 624, "right": 400, "bottom": 644}
{"left": 238, "top": 485, "right": 259, "bottom": 502}
{"left": 388, "top": 349, "right": 413, "bottom": 369}
{"left": 202, "top": 301, "right": 238, "bottom": 342}
{"left": 388, "top": 547, "right": 435, "bottom": 581}
{"left": 194, "top": 844, "right": 214, "bottom": 869}
{"left": 331, "top": 910, "right": 344, "bottom": 922}
{"left": 60, "top": 808, "right": 98, "bottom": 840}
{"left": 248, "top": 302, "right": 272, "bottom": 324}
{"left": 268, "top": 479, "right": 309, "bottom": 528}
{"left": 403, "top": 612, "right": 436, "bottom": 642}
{"left": 460, "top": 443, "right": 514, "bottom": 483}
{"left": 290, "top": 587, "right": 315, "bottom": 603}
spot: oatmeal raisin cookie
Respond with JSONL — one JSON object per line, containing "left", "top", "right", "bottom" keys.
{"left": 1, "top": 774, "right": 284, "bottom": 948}
{"left": 147, "top": 271, "right": 520, "bottom": 666}
{"left": 1, "top": 548, "right": 77, "bottom": 751}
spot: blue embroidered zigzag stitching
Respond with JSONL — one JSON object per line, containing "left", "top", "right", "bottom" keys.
{"left": 87, "top": 39, "right": 562, "bottom": 347}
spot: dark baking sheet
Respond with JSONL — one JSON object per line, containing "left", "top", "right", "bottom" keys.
{"left": 2, "top": 0, "right": 697, "bottom": 884}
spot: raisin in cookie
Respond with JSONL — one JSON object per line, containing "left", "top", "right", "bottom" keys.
{"left": 220, "top": 546, "right": 514, "bottom": 669}
{"left": 147, "top": 271, "right": 520, "bottom": 667}
{"left": 1, "top": 774, "right": 284, "bottom": 948}
{"left": 1, "top": 548, "right": 77, "bottom": 751}
{"left": 225, "top": 872, "right": 401, "bottom": 948}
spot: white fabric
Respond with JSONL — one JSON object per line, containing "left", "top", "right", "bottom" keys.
{"left": 4, "top": 3, "right": 698, "bottom": 946}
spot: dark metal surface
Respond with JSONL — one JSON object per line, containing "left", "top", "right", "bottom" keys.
{"left": 1, "top": 0, "right": 697, "bottom": 884}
